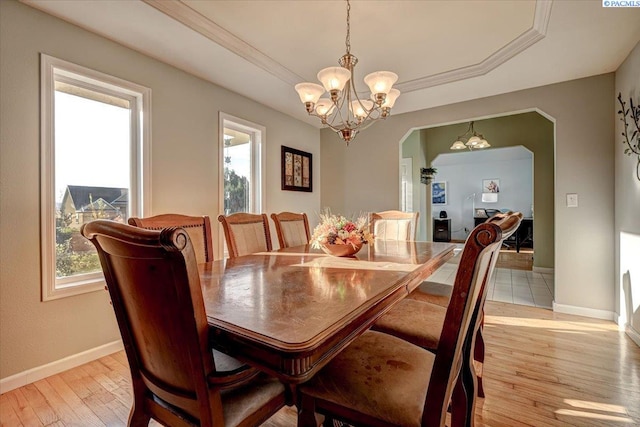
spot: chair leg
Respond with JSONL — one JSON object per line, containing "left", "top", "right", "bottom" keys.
{"left": 127, "top": 405, "right": 150, "bottom": 427}
{"left": 298, "top": 394, "right": 321, "bottom": 427}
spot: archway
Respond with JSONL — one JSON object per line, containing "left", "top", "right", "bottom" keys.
{"left": 401, "top": 110, "right": 554, "bottom": 270}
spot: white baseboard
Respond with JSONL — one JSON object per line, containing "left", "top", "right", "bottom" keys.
{"left": 533, "top": 266, "right": 555, "bottom": 274}
{"left": 553, "top": 302, "right": 615, "bottom": 321}
{"left": 626, "top": 325, "right": 640, "bottom": 348}
{"left": 0, "top": 340, "right": 123, "bottom": 395}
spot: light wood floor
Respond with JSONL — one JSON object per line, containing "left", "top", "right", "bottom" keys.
{"left": 2, "top": 302, "right": 639, "bottom": 426}
{"left": 449, "top": 247, "right": 534, "bottom": 271}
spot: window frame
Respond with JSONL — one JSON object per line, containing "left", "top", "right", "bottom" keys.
{"left": 218, "top": 112, "right": 266, "bottom": 256}
{"left": 40, "top": 54, "right": 151, "bottom": 301}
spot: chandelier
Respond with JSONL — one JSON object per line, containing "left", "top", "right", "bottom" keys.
{"left": 450, "top": 121, "right": 491, "bottom": 151}
{"left": 294, "top": 0, "right": 400, "bottom": 145}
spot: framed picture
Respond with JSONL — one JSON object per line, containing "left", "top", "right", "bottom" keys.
{"left": 431, "top": 181, "right": 447, "bottom": 205}
{"left": 281, "top": 145, "right": 312, "bottom": 192}
{"left": 482, "top": 178, "right": 500, "bottom": 193}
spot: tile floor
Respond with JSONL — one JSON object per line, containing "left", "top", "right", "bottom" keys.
{"left": 429, "top": 251, "right": 555, "bottom": 309}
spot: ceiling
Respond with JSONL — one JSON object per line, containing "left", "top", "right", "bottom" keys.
{"left": 22, "top": 0, "right": 640, "bottom": 128}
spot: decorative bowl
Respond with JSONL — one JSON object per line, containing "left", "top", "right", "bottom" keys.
{"left": 320, "top": 242, "right": 363, "bottom": 257}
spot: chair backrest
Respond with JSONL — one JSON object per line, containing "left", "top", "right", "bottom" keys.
{"left": 81, "top": 220, "right": 224, "bottom": 424}
{"left": 128, "top": 213, "right": 214, "bottom": 264}
{"left": 270, "top": 212, "right": 311, "bottom": 248}
{"left": 218, "top": 213, "right": 273, "bottom": 258}
{"left": 369, "top": 210, "right": 419, "bottom": 241}
{"left": 421, "top": 222, "right": 503, "bottom": 425}
{"left": 485, "top": 211, "right": 523, "bottom": 240}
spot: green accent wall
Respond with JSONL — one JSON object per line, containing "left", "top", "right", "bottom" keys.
{"left": 401, "top": 131, "right": 427, "bottom": 240}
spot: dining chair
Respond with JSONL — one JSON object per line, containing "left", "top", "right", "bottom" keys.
{"left": 369, "top": 210, "right": 419, "bottom": 241}
{"left": 297, "top": 223, "right": 503, "bottom": 427}
{"left": 373, "top": 212, "right": 523, "bottom": 405}
{"left": 128, "top": 213, "right": 214, "bottom": 264}
{"left": 218, "top": 213, "right": 273, "bottom": 258}
{"left": 81, "top": 220, "right": 286, "bottom": 427}
{"left": 412, "top": 212, "right": 523, "bottom": 306}
{"left": 270, "top": 212, "right": 311, "bottom": 249}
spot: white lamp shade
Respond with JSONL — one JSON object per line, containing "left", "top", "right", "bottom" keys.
{"left": 315, "top": 98, "right": 335, "bottom": 116}
{"left": 294, "top": 83, "right": 325, "bottom": 104}
{"left": 380, "top": 88, "right": 401, "bottom": 108}
{"left": 450, "top": 140, "right": 466, "bottom": 150}
{"left": 481, "top": 193, "right": 498, "bottom": 203}
{"left": 350, "top": 100, "right": 373, "bottom": 118}
{"left": 476, "top": 139, "right": 491, "bottom": 149}
{"left": 466, "top": 135, "right": 482, "bottom": 147}
{"left": 364, "top": 71, "right": 398, "bottom": 95}
{"left": 317, "top": 67, "right": 351, "bottom": 92}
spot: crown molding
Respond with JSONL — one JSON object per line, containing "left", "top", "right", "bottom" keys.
{"left": 142, "top": 0, "right": 303, "bottom": 86}
{"left": 396, "top": 0, "right": 553, "bottom": 93}
{"left": 143, "top": 0, "right": 553, "bottom": 94}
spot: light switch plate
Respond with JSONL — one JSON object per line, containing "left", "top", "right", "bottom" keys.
{"left": 567, "top": 193, "right": 578, "bottom": 208}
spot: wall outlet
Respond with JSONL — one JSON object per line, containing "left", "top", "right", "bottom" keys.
{"left": 566, "top": 193, "right": 578, "bottom": 208}
{"left": 464, "top": 227, "right": 470, "bottom": 233}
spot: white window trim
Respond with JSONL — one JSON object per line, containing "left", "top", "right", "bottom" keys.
{"left": 218, "top": 112, "right": 266, "bottom": 257}
{"left": 40, "top": 54, "right": 151, "bottom": 301}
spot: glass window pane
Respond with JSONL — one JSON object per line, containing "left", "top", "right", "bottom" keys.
{"left": 223, "top": 128, "right": 251, "bottom": 215}
{"left": 54, "top": 90, "right": 131, "bottom": 280}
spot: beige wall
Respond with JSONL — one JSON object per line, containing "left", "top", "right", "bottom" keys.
{"left": 0, "top": 0, "right": 320, "bottom": 379}
{"left": 614, "top": 41, "right": 640, "bottom": 337}
{"left": 321, "top": 73, "right": 615, "bottom": 316}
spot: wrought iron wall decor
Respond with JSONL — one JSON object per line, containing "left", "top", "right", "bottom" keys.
{"left": 617, "top": 92, "right": 640, "bottom": 181}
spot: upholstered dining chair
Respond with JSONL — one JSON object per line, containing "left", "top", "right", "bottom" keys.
{"left": 81, "top": 220, "right": 286, "bottom": 427}
{"left": 128, "top": 213, "right": 214, "bottom": 264}
{"left": 373, "top": 212, "right": 523, "bottom": 405}
{"left": 270, "top": 212, "right": 311, "bottom": 249}
{"left": 413, "top": 212, "right": 523, "bottom": 306}
{"left": 218, "top": 213, "right": 273, "bottom": 258}
{"left": 369, "top": 210, "right": 419, "bottom": 241}
{"left": 297, "top": 223, "right": 503, "bottom": 427}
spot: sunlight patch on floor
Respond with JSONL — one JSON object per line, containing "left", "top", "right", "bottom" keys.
{"left": 564, "top": 399, "right": 628, "bottom": 414}
{"left": 483, "top": 315, "right": 619, "bottom": 332}
{"left": 555, "top": 409, "right": 634, "bottom": 423}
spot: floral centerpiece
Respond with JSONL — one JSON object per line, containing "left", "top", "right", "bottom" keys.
{"left": 310, "top": 210, "right": 373, "bottom": 257}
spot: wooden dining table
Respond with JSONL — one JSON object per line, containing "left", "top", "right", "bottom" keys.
{"left": 198, "top": 240, "right": 456, "bottom": 384}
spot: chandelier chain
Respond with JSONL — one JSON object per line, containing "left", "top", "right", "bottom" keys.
{"left": 449, "top": 121, "right": 491, "bottom": 151}
{"left": 345, "top": 0, "right": 351, "bottom": 54}
{"left": 293, "top": 0, "right": 399, "bottom": 144}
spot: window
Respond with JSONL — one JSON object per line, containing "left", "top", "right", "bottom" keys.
{"left": 41, "top": 55, "right": 150, "bottom": 300}
{"left": 218, "top": 113, "right": 265, "bottom": 253}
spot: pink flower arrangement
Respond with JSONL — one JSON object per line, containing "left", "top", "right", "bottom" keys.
{"left": 310, "top": 210, "right": 373, "bottom": 249}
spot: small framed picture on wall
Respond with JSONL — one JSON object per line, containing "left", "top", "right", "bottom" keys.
{"left": 431, "top": 181, "right": 447, "bottom": 205}
{"left": 281, "top": 145, "right": 312, "bottom": 192}
{"left": 482, "top": 178, "right": 500, "bottom": 193}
